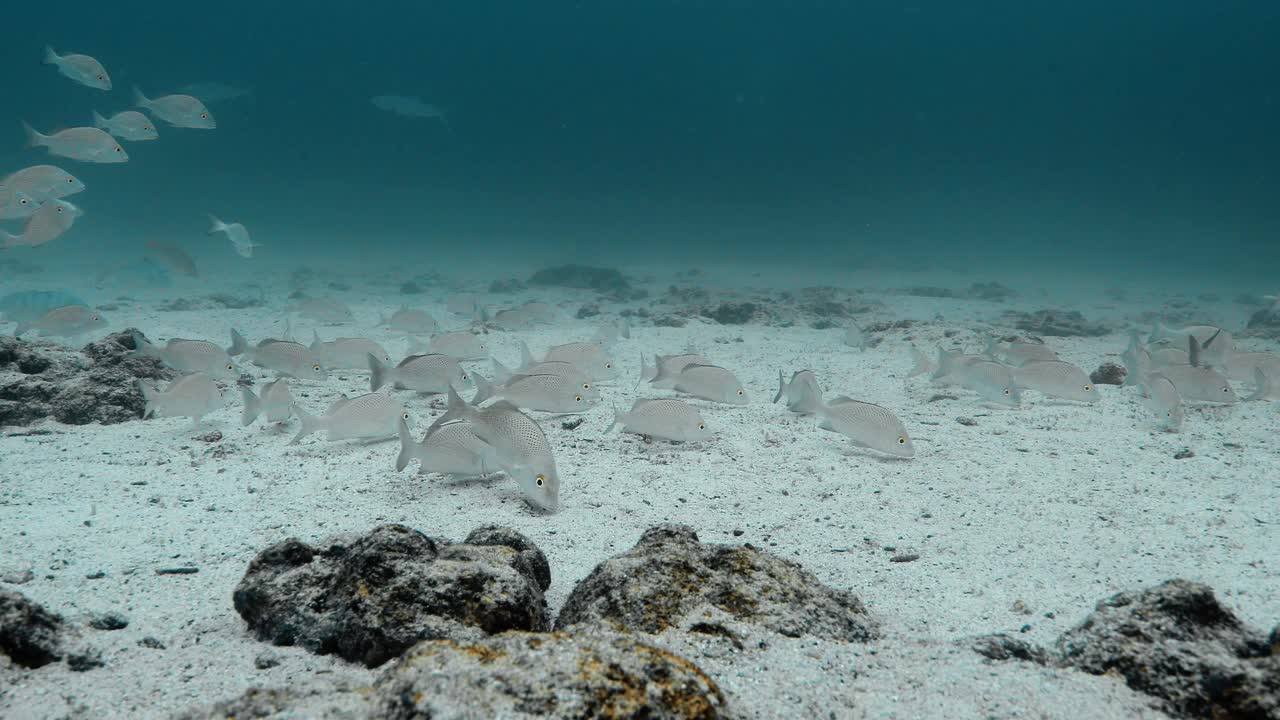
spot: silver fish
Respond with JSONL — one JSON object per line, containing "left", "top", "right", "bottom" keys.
{"left": 290, "top": 298, "right": 352, "bottom": 323}
{"left": 490, "top": 307, "right": 535, "bottom": 330}
{"left": 930, "top": 347, "right": 987, "bottom": 382}
{"left": 844, "top": 325, "right": 868, "bottom": 350}
{"left": 521, "top": 302, "right": 559, "bottom": 323}
{"left": 369, "top": 353, "right": 468, "bottom": 393}
{"left": 91, "top": 110, "right": 157, "bottom": 141}
{"left": 656, "top": 363, "right": 748, "bottom": 405}
{"left": 240, "top": 379, "right": 293, "bottom": 425}
{"left": 24, "top": 124, "right": 127, "bottom": 163}
{"left": 906, "top": 346, "right": 937, "bottom": 378}
{"left": 2, "top": 199, "right": 81, "bottom": 248}
{"left": 1121, "top": 331, "right": 1152, "bottom": 386}
{"left": 1141, "top": 372, "right": 1184, "bottom": 431}
{"left": 592, "top": 318, "right": 631, "bottom": 346}
{"left": 817, "top": 396, "right": 915, "bottom": 458}
{"left": 208, "top": 215, "right": 259, "bottom": 258}
{"left": 290, "top": 392, "right": 409, "bottom": 444}
{"left": 447, "top": 294, "right": 478, "bottom": 316}
{"left": 608, "top": 398, "right": 711, "bottom": 442}
{"left": 1, "top": 165, "right": 85, "bottom": 201}
{"left": 396, "top": 417, "right": 497, "bottom": 478}
{"left": 0, "top": 189, "right": 37, "bottom": 220}
{"left": 1150, "top": 323, "right": 1232, "bottom": 368}
{"left": 15, "top": 305, "right": 106, "bottom": 338}
{"left": 937, "top": 354, "right": 1021, "bottom": 407}
{"left": 134, "top": 88, "right": 215, "bottom": 129}
{"left": 1222, "top": 351, "right": 1280, "bottom": 383}
{"left": 1246, "top": 368, "right": 1279, "bottom": 402}
{"left": 140, "top": 373, "right": 223, "bottom": 425}
{"left": 423, "top": 331, "right": 488, "bottom": 360}
{"left": 380, "top": 307, "right": 436, "bottom": 334}
{"left": 310, "top": 332, "right": 390, "bottom": 370}
{"left": 439, "top": 388, "right": 559, "bottom": 511}
{"left": 145, "top": 240, "right": 198, "bottom": 277}
{"left": 130, "top": 330, "right": 238, "bottom": 380}
{"left": 494, "top": 357, "right": 593, "bottom": 391}
{"left": 985, "top": 338, "right": 1058, "bottom": 366}
{"left": 525, "top": 341, "right": 617, "bottom": 381}
{"left": 44, "top": 46, "right": 110, "bottom": 90}
{"left": 472, "top": 372, "right": 600, "bottom": 413}
{"left": 1011, "top": 360, "right": 1100, "bottom": 403}
{"left": 228, "top": 329, "right": 326, "bottom": 380}
{"left": 641, "top": 352, "right": 710, "bottom": 387}
{"left": 1156, "top": 336, "right": 1238, "bottom": 404}
{"left": 773, "top": 369, "right": 824, "bottom": 414}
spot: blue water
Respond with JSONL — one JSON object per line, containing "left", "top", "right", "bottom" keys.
{"left": 2, "top": 1, "right": 1279, "bottom": 282}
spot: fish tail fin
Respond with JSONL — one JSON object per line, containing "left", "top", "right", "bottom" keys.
{"left": 395, "top": 417, "right": 416, "bottom": 471}
{"left": 439, "top": 385, "right": 470, "bottom": 424}
{"left": 982, "top": 337, "right": 999, "bottom": 359}
{"left": 634, "top": 353, "right": 649, "bottom": 390}
{"left": 239, "top": 386, "right": 261, "bottom": 426}
{"left": 207, "top": 214, "right": 226, "bottom": 235}
{"left": 1187, "top": 336, "right": 1202, "bottom": 368}
{"left": 43, "top": 46, "right": 59, "bottom": 65}
{"left": 91, "top": 110, "right": 108, "bottom": 129}
{"left": 794, "top": 385, "right": 826, "bottom": 416}
{"left": 651, "top": 357, "right": 679, "bottom": 385}
{"left": 906, "top": 346, "right": 932, "bottom": 378}
{"left": 368, "top": 353, "right": 389, "bottom": 391}
{"left": 131, "top": 86, "right": 149, "bottom": 108}
{"left": 289, "top": 404, "right": 320, "bottom": 445}
{"left": 491, "top": 357, "right": 514, "bottom": 384}
{"left": 606, "top": 402, "right": 623, "bottom": 433}
{"left": 772, "top": 369, "right": 786, "bottom": 404}
{"left": 227, "top": 328, "right": 249, "bottom": 356}
{"left": 21, "top": 122, "right": 45, "bottom": 149}
{"left": 138, "top": 381, "right": 158, "bottom": 419}
{"left": 127, "top": 329, "right": 156, "bottom": 359}
{"left": 0, "top": 230, "right": 22, "bottom": 250}
{"left": 471, "top": 372, "right": 495, "bottom": 405}
{"left": 930, "top": 346, "right": 953, "bottom": 380}
{"left": 1246, "top": 368, "right": 1271, "bottom": 402}
{"left": 519, "top": 340, "right": 535, "bottom": 369}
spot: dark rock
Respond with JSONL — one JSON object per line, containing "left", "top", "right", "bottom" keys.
{"left": 1056, "top": 579, "right": 1279, "bottom": 720}
{"left": 176, "top": 683, "right": 372, "bottom": 720}
{"left": 898, "top": 286, "right": 960, "bottom": 299}
{"left": 157, "top": 297, "right": 207, "bottom": 312}
{"left": 955, "top": 416, "right": 978, "bottom": 426}
{"left": 1175, "top": 449, "right": 1195, "bottom": 460}
{"left": 1243, "top": 308, "right": 1280, "bottom": 340}
{"left": 254, "top": 651, "right": 281, "bottom": 669}
{"left": 560, "top": 417, "right": 584, "bottom": 431}
{"left": 207, "top": 293, "right": 262, "bottom": 309}
{"left": 0, "top": 589, "right": 66, "bottom": 668}
{"left": 138, "top": 636, "right": 166, "bottom": 650}
{"left": 972, "top": 634, "right": 1050, "bottom": 664}
{"left": 489, "top": 278, "right": 526, "bottom": 294}
{"left": 1089, "top": 362, "right": 1127, "bottom": 386}
{"left": 327, "top": 282, "right": 351, "bottom": 292}
{"left": 528, "top": 264, "right": 630, "bottom": 294}
{"left": 0, "top": 566, "right": 35, "bottom": 585}
{"left": 196, "top": 430, "right": 223, "bottom": 442}
{"left": 1234, "top": 293, "right": 1264, "bottom": 307}
{"left": 556, "top": 524, "right": 876, "bottom": 642}
{"left": 867, "top": 320, "right": 916, "bottom": 332}
{"left": 233, "top": 524, "right": 551, "bottom": 667}
{"left": 66, "top": 647, "right": 104, "bottom": 671}
{"left": 810, "top": 319, "right": 839, "bottom": 330}
{"left": 703, "top": 302, "right": 759, "bottom": 325}
{"left": 1003, "top": 310, "right": 1110, "bottom": 337}
{"left": 666, "top": 286, "right": 710, "bottom": 304}
{"left": 574, "top": 304, "right": 600, "bottom": 319}
{"left": 652, "top": 315, "right": 688, "bottom": 328}
{"left": 968, "top": 282, "right": 1017, "bottom": 301}
{"left": 374, "top": 631, "right": 731, "bottom": 719}
{"left": 399, "top": 281, "right": 422, "bottom": 295}
{"left": 88, "top": 612, "right": 129, "bottom": 631}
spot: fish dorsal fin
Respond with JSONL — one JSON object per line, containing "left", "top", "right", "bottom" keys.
{"left": 827, "top": 395, "right": 861, "bottom": 405}
{"left": 487, "top": 400, "right": 521, "bottom": 413}
{"left": 680, "top": 363, "right": 721, "bottom": 373}
{"left": 1188, "top": 336, "right": 1202, "bottom": 368}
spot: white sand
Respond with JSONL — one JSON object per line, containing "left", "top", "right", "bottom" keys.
{"left": 1, "top": 261, "right": 1276, "bottom": 719}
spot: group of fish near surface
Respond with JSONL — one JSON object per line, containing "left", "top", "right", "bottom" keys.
{"left": 1, "top": 46, "right": 256, "bottom": 259}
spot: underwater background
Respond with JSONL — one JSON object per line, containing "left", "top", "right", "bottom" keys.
{"left": 3, "top": 0, "right": 1280, "bottom": 285}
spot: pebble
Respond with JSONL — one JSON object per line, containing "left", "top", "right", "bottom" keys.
{"left": 955, "top": 417, "right": 978, "bottom": 426}
{"left": 88, "top": 612, "right": 129, "bottom": 631}
{"left": 1174, "top": 449, "right": 1195, "bottom": 460}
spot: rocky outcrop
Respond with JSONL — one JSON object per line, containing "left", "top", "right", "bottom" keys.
{"left": 0, "top": 589, "right": 66, "bottom": 668}
{"left": 529, "top": 264, "right": 631, "bottom": 295}
{"left": 556, "top": 525, "right": 876, "bottom": 643}
{"left": 232, "top": 524, "right": 551, "bottom": 667}
{"left": 1002, "top": 310, "right": 1110, "bottom": 337}
{"left": 0, "top": 329, "right": 174, "bottom": 427}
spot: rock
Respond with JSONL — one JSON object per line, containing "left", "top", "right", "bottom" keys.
{"left": 1056, "top": 580, "right": 1280, "bottom": 720}
{"left": 955, "top": 416, "right": 978, "bottom": 427}
{"left": 1003, "top": 310, "right": 1110, "bottom": 337}
{"left": 176, "top": 682, "right": 373, "bottom": 720}
{"left": 1174, "top": 449, "right": 1195, "bottom": 460}
{"left": 1089, "top": 362, "right": 1127, "bottom": 385}
{"left": 254, "top": 651, "right": 281, "bottom": 669}
{"left": 0, "top": 565, "right": 35, "bottom": 585}
{"left": 88, "top": 612, "right": 129, "bottom": 631}
{"left": 575, "top": 304, "right": 600, "bottom": 319}
{"left": 556, "top": 524, "right": 876, "bottom": 642}
{"left": 1243, "top": 308, "right": 1280, "bottom": 340}
{"left": 206, "top": 293, "right": 262, "bottom": 309}
{"left": 66, "top": 647, "right": 104, "bottom": 671}
{"left": 232, "top": 524, "right": 551, "bottom": 667}
{"left": 968, "top": 281, "right": 1017, "bottom": 301}
{"left": 702, "top": 303, "right": 759, "bottom": 325}
{"left": 971, "top": 633, "right": 1050, "bottom": 664}
{"left": 0, "top": 589, "right": 67, "bottom": 668}
{"left": 373, "top": 631, "right": 731, "bottom": 720}
{"left": 652, "top": 315, "right": 688, "bottom": 328}
{"left": 138, "top": 636, "right": 166, "bottom": 650}
{"left": 528, "top": 264, "right": 630, "bottom": 295}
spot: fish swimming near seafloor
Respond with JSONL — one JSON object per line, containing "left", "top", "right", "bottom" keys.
{"left": 290, "top": 392, "right": 409, "bottom": 445}
{"left": 1140, "top": 372, "right": 1185, "bottom": 432}
{"left": 379, "top": 307, "right": 437, "bottom": 335}
{"left": 396, "top": 416, "right": 498, "bottom": 478}
{"left": 2, "top": 199, "right": 82, "bottom": 249}
{"left": 815, "top": 396, "right": 915, "bottom": 458}
{"left": 241, "top": 379, "right": 294, "bottom": 425}
{"left": 1, "top": 165, "right": 85, "bottom": 202}
{"left": 1010, "top": 360, "right": 1100, "bottom": 403}
{"left": 140, "top": 373, "right": 223, "bottom": 426}
{"left": 472, "top": 372, "right": 601, "bottom": 413}
{"left": 607, "top": 398, "right": 711, "bottom": 443}
{"left": 145, "top": 240, "right": 198, "bottom": 277}
{"left": 130, "top": 330, "right": 239, "bottom": 380}
{"left": 43, "top": 46, "right": 111, "bottom": 90}
{"left": 1156, "top": 334, "right": 1238, "bottom": 404}
{"left": 92, "top": 110, "right": 158, "bottom": 142}
{"left": 208, "top": 215, "right": 259, "bottom": 258}
{"left": 24, "top": 124, "right": 127, "bottom": 163}
{"left": 14, "top": 304, "right": 106, "bottom": 339}
{"left": 524, "top": 341, "right": 618, "bottom": 381}
{"left": 369, "top": 353, "right": 469, "bottom": 394}
{"left": 310, "top": 332, "right": 389, "bottom": 370}
{"left": 774, "top": 369, "right": 825, "bottom": 415}
{"left": 0, "top": 290, "right": 86, "bottom": 323}
{"left": 655, "top": 363, "right": 748, "bottom": 405}
{"left": 228, "top": 329, "right": 326, "bottom": 380}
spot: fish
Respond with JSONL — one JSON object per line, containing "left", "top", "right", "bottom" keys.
{"left": 1155, "top": 336, "right": 1238, "bottom": 404}
{"left": 133, "top": 88, "right": 216, "bottom": 129}
{"left": 607, "top": 398, "right": 711, "bottom": 442}
{"left": 472, "top": 372, "right": 601, "bottom": 413}
{"left": 1245, "top": 368, "right": 1279, "bottom": 402}
{"left": 439, "top": 387, "right": 560, "bottom": 511}
{"left": 447, "top": 294, "right": 478, "bottom": 316}
{"left": 2, "top": 199, "right": 83, "bottom": 248}
{"left": 0, "top": 189, "right": 38, "bottom": 220}
{"left": 1, "top": 165, "right": 85, "bottom": 201}
{"left": 207, "top": 215, "right": 259, "bottom": 258}
{"left": 380, "top": 307, "right": 437, "bottom": 334}
{"left": 1150, "top": 323, "right": 1232, "bottom": 368}
{"left": 369, "top": 353, "right": 468, "bottom": 393}
{"left": 145, "top": 240, "right": 198, "bottom": 277}
{"left": 906, "top": 346, "right": 936, "bottom": 378}
{"left": 371, "top": 96, "right": 451, "bottom": 129}
{"left": 290, "top": 392, "right": 409, "bottom": 445}
{"left": 1121, "top": 331, "right": 1151, "bottom": 386}
{"left": 130, "top": 330, "right": 239, "bottom": 380}
{"left": 43, "top": 46, "right": 111, "bottom": 90}
{"left": 228, "top": 329, "right": 326, "bottom": 380}
{"left": 816, "top": 396, "right": 915, "bottom": 458}
{"left": 930, "top": 347, "right": 988, "bottom": 382}
{"left": 1222, "top": 351, "right": 1280, "bottom": 383}
{"left": 592, "top": 318, "right": 631, "bottom": 346}
{"left": 773, "top": 369, "right": 825, "bottom": 414}
{"left": 310, "top": 332, "right": 390, "bottom": 370}
{"left": 0, "top": 290, "right": 86, "bottom": 323}
{"left": 140, "top": 373, "right": 223, "bottom": 425}
{"left": 935, "top": 351, "right": 1021, "bottom": 406}
{"left": 1140, "top": 372, "right": 1184, "bottom": 431}
{"left": 176, "top": 82, "right": 251, "bottom": 103}
{"left": 423, "top": 331, "right": 488, "bottom": 360}
{"left": 494, "top": 356, "right": 593, "bottom": 391}
{"left": 844, "top": 325, "right": 868, "bottom": 350}
{"left": 23, "top": 124, "right": 127, "bottom": 163}
{"left": 984, "top": 339, "right": 1058, "bottom": 366}
{"left": 489, "top": 308, "right": 535, "bottom": 330}
{"left": 639, "top": 352, "right": 710, "bottom": 388}
{"left": 240, "top": 379, "right": 293, "bottom": 425}
{"left": 655, "top": 363, "right": 748, "bottom": 405}
{"left": 521, "top": 302, "right": 560, "bottom": 323}
{"left": 396, "top": 417, "right": 498, "bottom": 478}
{"left": 525, "top": 341, "right": 617, "bottom": 381}
{"left": 290, "top": 298, "right": 352, "bottom": 323}
{"left": 1010, "top": 360, "right": 1100, "bottom": 403}
{"left": 14, "top": 305, "right": 106, "bottom": 338}
{"left": 91, "top": 110, "right": 157, "bottom": 141}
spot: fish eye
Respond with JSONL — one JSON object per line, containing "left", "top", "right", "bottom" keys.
{"left": 1084, "top": 384, "right": 1093, "bottom": 392}
{"left": 226, "top": 363, "right": 234, "bottom": 370}
{"left": 737, "top": 389, "right": 744, "bottom": 396}
{"left": 313, "top": 364, "right": 321, "bottom": 372}
{"left": 402, "top": 411, "right": 409, "bottom": 419}
{"left": 200, "top": 113, "right": 208, "bottom": 119}
{"left": 1222, "top": 387, "right": 1230, "bottom": 393}
{"left": 114, "top": 146, "right": 122, "bottom": 152}
{"left": 67, "top": 177, "right": 74, "bottom": 183}
{"left": 91, "top": 315, "right": 99, "bottom": 321}
{"left": 582, "top": 383, "right": 591, "bottom": 389}
{"left": 56, "top": 206, "right": 64, "bottom": 213}
{"left": 19, "top": 198, "right": 29, "bottom": 206}
{"left": 697, "top": 423, "right": 705, "bottom": 430}
{"left": 535, "top": 474, "right": 545, "bottom": 487}
{"left": 605, "top": 363, "right": 613, "bottom": 369}
{"left": 1003, "top": 388, "right": 1012, "bottom": 395}
{"left": 461, "top": 373, "right": 469, "bottom": 380}
{"left": 574, "top": 395, "right": 582, "bottom": 402}
{"left": 897, "top": 436, "right": 907, "bottom": 444}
